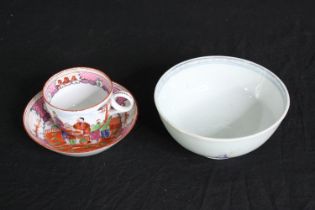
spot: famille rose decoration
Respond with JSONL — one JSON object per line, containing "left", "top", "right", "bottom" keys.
{"left": 23, "top": 67, "right": 138, "bottom": 157}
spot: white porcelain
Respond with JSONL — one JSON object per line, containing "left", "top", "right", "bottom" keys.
{"left": 154, "top": 56, "right": 290, "bottom": 159}
{"left": 43, "top": 67, "right": 134, "bottom": 137}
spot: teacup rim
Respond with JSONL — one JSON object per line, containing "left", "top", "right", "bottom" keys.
{"left": 43, "top": 66, "right": 113, "bottom": 112}
{"left": 154, "top": 55, "right": 290, "bottom": 142}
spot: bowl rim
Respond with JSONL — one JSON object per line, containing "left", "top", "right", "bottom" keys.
{"left": 154, "top": 55, "right": 290, "bottom": 142}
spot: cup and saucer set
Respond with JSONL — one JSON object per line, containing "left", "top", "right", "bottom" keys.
{"left": 23, "top": 67, "right": 138, "bottom": 157}
{"left": 23, "top": 56, "right": 290, "bottom": 159}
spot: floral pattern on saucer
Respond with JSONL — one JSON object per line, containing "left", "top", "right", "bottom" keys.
{"left": 23, "top": 83, "right": 137, "bottom": 156}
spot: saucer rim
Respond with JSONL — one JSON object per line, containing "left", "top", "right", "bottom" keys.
{"left": 23, "top": 82, "right": 138, "bottom": 157}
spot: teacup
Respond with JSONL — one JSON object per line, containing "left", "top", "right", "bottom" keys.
{"left": 154, "top": 56, "right": 290, "bottom": 159}
{"left": 43, "top": 67, "right": 134, "bottom": 138}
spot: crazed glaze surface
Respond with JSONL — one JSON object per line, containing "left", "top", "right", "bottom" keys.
{"left": 154, "top": 56, "right": 290, "bottom": 159}
{"left": 24, "top": 82, "right": 138, "bottom": 157}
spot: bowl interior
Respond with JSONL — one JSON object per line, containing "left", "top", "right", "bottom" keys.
{"left": 155, "top": 57, "right": 289, "bottom": 139}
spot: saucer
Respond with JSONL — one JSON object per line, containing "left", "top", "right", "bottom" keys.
{"left": 23, "top": 82, "right": 138, "bottom": 157}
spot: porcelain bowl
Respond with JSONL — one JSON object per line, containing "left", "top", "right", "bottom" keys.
{"left": 154, "top": 56, "right": 290, "bottom": 159}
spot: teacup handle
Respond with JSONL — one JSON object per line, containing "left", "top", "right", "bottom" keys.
{"left": 109, "top": 91, "right": 134, "bottom": 116}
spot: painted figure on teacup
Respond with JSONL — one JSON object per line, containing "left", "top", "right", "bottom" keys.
{"left": 41, "top": 113, "right": 124, "bottom": 150}
{"left": 90, "top": 120, "right": 102, "bottom": 143}
{"left": 49, "top": 114, "right": 114, "bottom": 145}
{"left": 90, "top": 117, "right": 112, "bottom": 144}
{"left": 73, "top": 117, "right": 91, "bottom": 144}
